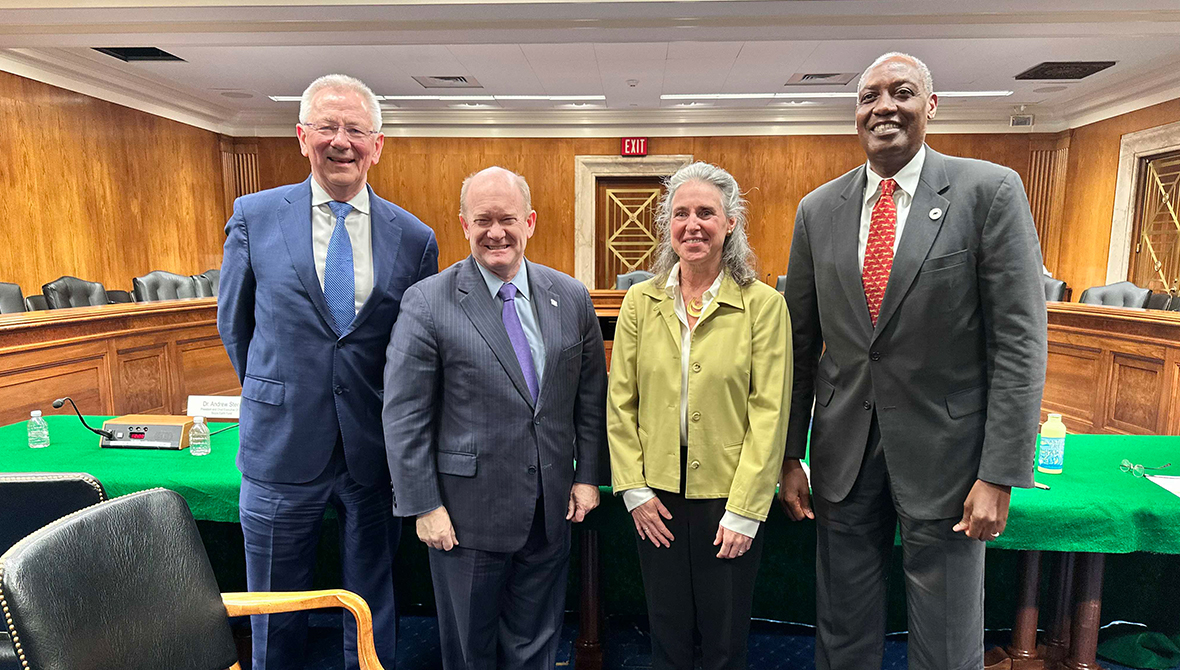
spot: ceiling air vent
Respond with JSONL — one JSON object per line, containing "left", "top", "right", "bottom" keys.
{"left": 1015, "top": 61, "right": 1115, "bottom": 81}
{"left": 412, "top": 75, "right": 483, "bottom": 89}
{"left": 784, "top": 72, "right": 859, "bottom": 86}
{"left": 1010, "top": 114, "right": 1035, "bottom": 127}
{"left": 92, "top": 47, "right": 185, "bottom": 62}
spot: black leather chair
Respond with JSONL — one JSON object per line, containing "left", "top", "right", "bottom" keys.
{"left": 41, "top": 276, "right": 107, "bottom": 309}
{"left": 616, "top": 270, "right": 655, "bottom": 289}
{"left": 23, "top": 295, "right": 47, "bottom": 311}
{"left": 192, "top": 273, "right": 215, "bottom": 298}
{"left": 775, "top": 275, "right": 788, "bottom": 296}
{"left": 1172, "top": 297, "right": 1180, "bottom": 312}
{"left": 1043, "top": 276, "right": 1068, "bottom": 302}
{"left": 1146, "top": 292, "right": 1173, "bottom": 310}
{"left": 106, "top": 289, "right": 134, "bottom": 304}
{"left": 0, "top": 488, "right": 386, "bottom": 670}
{"left": 0, "top": 282, "right": 24, "bottom": 314}
{"left": 0, "top": 472, "right": 107, "bottom": 670}
{"left": 1078, "top": 281, "right": 1152, "bottom": 308}
{"left": 133, "top": 270, "right": 199, "bottom": 302}
{"left": 200, "top": 268, "right": 221, "bottom": 297}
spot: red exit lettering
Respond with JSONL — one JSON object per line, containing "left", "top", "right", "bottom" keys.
{"left": 621, "top": 137, "right": 648, "bottom": 156}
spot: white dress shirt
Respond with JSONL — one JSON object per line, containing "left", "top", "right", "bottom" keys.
{"left": 475, "top": 258, "right": 546, "bottom": 388}
{"left": 622, "top": 263, "right": 761, "bottom": 539}
{"left": 858, "top": 145, "right": 926, "bottom": 272}
{"left": 311, "top": 178, "right": 374, "bottom": 315}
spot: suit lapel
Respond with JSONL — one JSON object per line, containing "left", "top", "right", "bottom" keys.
{"left": 457, "top": 257, "right": 536, "bottom": 409}
{"left": 531, "top": 263, "right": 561, "bottom": 410}
{"left": 348, "top": 187, "right": 403, "bottom": 336}
{"left": 830, "top": 167, "right": 874, "bottom": 337}
{"left": 873, "top": 148, "right": 951, "bottom": 341}
{"left": 278, "top": 178, "right": 338, "bottom": 335}
{"left": 642, "top": 281, "right": 682, "bottom": 348}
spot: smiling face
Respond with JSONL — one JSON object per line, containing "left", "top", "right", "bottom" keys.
{"left": 296, "top": 87, "right": 384, "bottom": 202}
{"left": 669, "top": 180, "right": 734, "bottom": 274}
{"left": 461, "top": 169, "right": 536, "bottom": 281}
{"left": 856, "top": 56, "right": 938, "bottom": 177}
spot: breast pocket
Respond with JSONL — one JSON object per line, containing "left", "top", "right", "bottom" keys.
{"left": 920, "top": 249, "right": 970, "bottom": 274}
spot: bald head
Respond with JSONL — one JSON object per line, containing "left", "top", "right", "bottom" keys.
{"left": 459, "top": 166, "right": 537, "bottom": 281}
{"left": 459, "top": 167, "right": 532, "bottom": 219}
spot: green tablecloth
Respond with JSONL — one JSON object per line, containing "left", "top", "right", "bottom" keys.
{"left": 2, "top": 417, "right": 1178, "bottom": 552}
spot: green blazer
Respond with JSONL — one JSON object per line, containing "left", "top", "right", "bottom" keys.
{"left": 607, "top": 272, "right": 793, "bottom": 522}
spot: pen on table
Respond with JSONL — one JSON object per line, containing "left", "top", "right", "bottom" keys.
{"left": 1034, "top": 482, "right": 1051, "bottom": 491}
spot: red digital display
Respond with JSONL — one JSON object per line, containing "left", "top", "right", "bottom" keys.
{"left": 130, "top": 431, "right": 146, "bottom": 439}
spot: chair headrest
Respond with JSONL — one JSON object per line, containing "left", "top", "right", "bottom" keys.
{"left": 41, "top": 276, "right": 107, "bottom": 309}
{"left": 133, "top": 270, "right": 198, "bottom": 302}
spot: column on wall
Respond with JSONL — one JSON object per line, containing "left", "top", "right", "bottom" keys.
{"left": 219, "top": 136, "right": 261, "bottom": 220}
{"left": 1028, "top": 133, "right": 1071, "bottom": 273}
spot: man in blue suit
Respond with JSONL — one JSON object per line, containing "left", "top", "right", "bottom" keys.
{"left": 218, "top": 74, "right": 438, "bottom": 670}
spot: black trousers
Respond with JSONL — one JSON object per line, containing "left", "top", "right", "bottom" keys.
{"left": 635, "top": 491, "right": 765, "bottom": 670}
{"left": 814, "top": 414, "right": 986, "bottom": 670}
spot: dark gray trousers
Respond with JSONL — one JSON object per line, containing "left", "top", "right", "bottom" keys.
{"left": 814, "top": 415, "right": 986, "bottom": 670}
{"left": 428, "top": 497, "right": 570, "bottom": 670}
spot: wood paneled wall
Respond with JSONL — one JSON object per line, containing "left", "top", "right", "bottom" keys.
{"left": 1056, "top": 99, "right": 1180, "bottom": 294}
{"left": 257, "top": 133, "right": 1037, "bottom": 280}
{"left": 0, "top": 71, "right": 226, "bottom": 299}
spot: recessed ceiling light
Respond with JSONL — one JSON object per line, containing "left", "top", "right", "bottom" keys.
{"left": 219, "top": 91, "right": 254, "bottom": 99}
{"left": 268, "top": 95, "right": 302, "bottom": 102}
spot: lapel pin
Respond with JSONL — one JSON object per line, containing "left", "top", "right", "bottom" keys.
{"left": 929, "top": 207, "right": 943, "bottom": 220}
{"left": 551, "top": 298, "right": 558, "bottom": 307}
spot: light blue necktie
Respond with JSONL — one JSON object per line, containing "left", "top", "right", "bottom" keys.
{"left": 324, "top": 201, "right": 355, "bottom": 331}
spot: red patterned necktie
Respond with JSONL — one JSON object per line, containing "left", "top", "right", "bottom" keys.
{"left": 863, "top": 178, "right": 898, "bottom": 326}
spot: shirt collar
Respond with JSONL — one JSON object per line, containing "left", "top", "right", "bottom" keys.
{"left": 310, "top": 177, "right": 371, "bottom": 215}
{"left": 864, "top": 144, "right": 926, "bottom": 205}
{"left": 476, "top": 257, "right": 531, "bottom": 302}
{"left": 664, "top": 262, "right": 723, "bottom": 301}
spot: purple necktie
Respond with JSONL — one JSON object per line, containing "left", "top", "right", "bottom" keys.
{"left": 498, "top": 283, "right": 539, "bottom": 401}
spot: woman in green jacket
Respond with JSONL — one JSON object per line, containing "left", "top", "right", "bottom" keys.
{"left": 607, "top": 161, "right": 793, "bottom": 669}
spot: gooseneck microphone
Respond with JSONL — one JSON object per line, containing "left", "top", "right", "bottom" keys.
{"left": 52, "top": 397, "right": 115, "bottom": 439}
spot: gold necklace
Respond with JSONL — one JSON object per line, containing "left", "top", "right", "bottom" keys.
{"left": 686, "top": 295, "right": 704, "bottom": 318}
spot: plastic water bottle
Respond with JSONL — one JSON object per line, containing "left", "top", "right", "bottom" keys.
{"left": 27, "top": 410, "right": 50, "bottom": 449}
{"left": 189, "top": 416, "right": 211, "bottom": 456}
{"left": 1037, "top": 413, "right": 1066, "bottom": 474}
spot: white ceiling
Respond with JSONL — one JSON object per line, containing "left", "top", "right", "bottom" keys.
{"left": 3, "top": 0, "right": 1180, "bottom": 137}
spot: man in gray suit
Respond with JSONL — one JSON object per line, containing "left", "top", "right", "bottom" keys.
{"left": 383, "top": 166, "right": 608, "bottom": 669}
{"left": 779, "top": 53, "right": 1047, "bottom": 670}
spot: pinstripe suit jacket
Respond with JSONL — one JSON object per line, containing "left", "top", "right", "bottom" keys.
{"left": 382, "top": 256, "right": 608, "bottom": 553}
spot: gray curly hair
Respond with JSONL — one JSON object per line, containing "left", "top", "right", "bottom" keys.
{"left": 298, "top": 74, "right": 382, "bottom": 133}
{"left": 651, "top": 162, "right": 757, "bottom": 286}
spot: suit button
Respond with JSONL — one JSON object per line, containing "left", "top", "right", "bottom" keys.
{"left": 336, "top": 341, "right": 345, "bottom": 349}
{"left": 691, "top": 411, "right": 701, "bottom": 422}
{"left": 334, "top": 385, "right": 344, "bottom": 395}
{"left": 533, "top": 418, "right": 541, "bottom": 425}
{"left": 528, "top": 465, "right": 537, "bottom": 474}
{"left": 863, "top": 400, "right": 872, "bottom": 410}
{"left": 691, "top": 362, "right": 701, "bottom": 372}
{"left": 870, "top": 351, "right": 881, "bottom": 361}
{"left": 690, "top": 460, "right": 700, "bottom": 469}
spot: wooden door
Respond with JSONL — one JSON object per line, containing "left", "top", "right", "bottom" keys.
{"left": 595, "top": 177, "right": 665, "bottom": 289}
{"left": 1129, "top": 149, "right": 1180, "bottom": 293}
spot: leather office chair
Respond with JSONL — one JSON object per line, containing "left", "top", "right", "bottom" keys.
{"left": 41, "top": 276, "right": 108, "bottom": 309}
{"left": 23, "top": 295, "right": 47, "bottom": 311}
{"left": 775, "top": 275, "right": 788, "bottom": 296}
{"left": 192, "top": 273, "right": 215, "bottom": 298}
{"left": 1078, "top": 281, "right": 1152, "bottom": 308}
{"left": 0, "top": 282, "right": 24, "bottom": 314}
{"left": 1146, "top": 292, "right": 1172, "bottom": 310}
{"left": 133, "top": 270, "right": 199, "bottom": 302}
{"left": 1043, "top": 276, "right": 1068, "bottom": 302}
{"left": 1172, "top": 297, "right": 1180, "bottom": 312}
{"left": 616, "top": 270, "right": 654, "bottom": 289}
{"left": 0, "top": 488, "right": 386, "bottom": 670}
{"left": 106, "top": 289, "right": 134, "bottom": 304}
{"left": 0, "top": 472, "right": 107, "bottom": 670}
{"left": 201, "top": 268, "right": 221, "bottom": 297}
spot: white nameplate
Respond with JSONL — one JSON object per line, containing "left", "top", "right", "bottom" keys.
{"left": 186, "top": 395, "right": 241, "bottom": 419}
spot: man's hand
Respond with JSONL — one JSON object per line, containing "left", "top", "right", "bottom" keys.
{"left": 417, "top": 506, "right": 458, "bottom": 551}
{"left": 777, "top": 458, "right": 814, "bottom": 521}
{"left": 566, "top": 483, "right": 600, "bottom": 523}
{"left": 953, "top": 479, "right": 1012, "bottom": 541}
{"left": 631, "top": 495, "right": 675, "bottom": 547}
{"left": 713, "top": 524, "right": 753, "bottom": 559}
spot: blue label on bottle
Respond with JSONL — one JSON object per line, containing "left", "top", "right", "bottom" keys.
{"left": 1038, "top": 436, "right": 1064, "bottom": 469}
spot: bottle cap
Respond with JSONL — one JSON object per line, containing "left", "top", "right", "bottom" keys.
{"left": 194, "top": 416, "right": 205, "bottom": 424}
{"left": 1049, "top": 413, "right": 1062, "bottom": 420}
{"left": 30, "top": 410, "right": 41, "bottom": 417}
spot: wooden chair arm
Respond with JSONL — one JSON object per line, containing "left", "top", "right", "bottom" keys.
{"left": 222, "top": 589, "right": 383, "bottom": 670}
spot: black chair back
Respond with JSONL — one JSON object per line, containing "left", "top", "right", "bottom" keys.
{"left": 133, "top": 270, "right": 198, "bottom": 302}
{"left": 0, "top": 489, "right": 238, "bottom": 670}
{"left": 1172, "top": 297, "right": 1180, "bottom": 312}
{"left": 1146, "top": 292, "right": 1172, "bottom": 310}
{"left": 200, "top": 269, "right": 220, "bottom": 297}
{"left": 1043, "top": 276, "right": 1068, "bottom": 302}
{"left": 775, "top": 275, "right": 787, "bottom": 296}
{"left": 1078, "top": 281, "right": 1152, "bottom": 308}
{"left": 616, "top": 270, "right": 655, "bottom": 289}
{"left": 106, "top": 289, "right": 134, "bottom": 304}
{"left": 41, "top": 276, "right": 107, "bottom": 309}
{"left": 23, "top": 295, "right": 48, "bottom": 311}
{"left": 191, "top": 274, "right": 215, "bottom": 298}
{"left": 0, "top": 282, "right": 24, "bottom": 314}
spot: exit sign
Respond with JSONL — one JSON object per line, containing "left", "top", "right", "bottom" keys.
{"left": 621, "top": 137, "right": 648, "bottom": 156}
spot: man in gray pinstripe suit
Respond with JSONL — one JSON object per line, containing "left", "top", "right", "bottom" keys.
{"left": 383, "top": 166, "right": 608, "bottom": 669}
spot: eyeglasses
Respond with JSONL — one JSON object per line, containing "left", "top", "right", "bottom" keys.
{"left": 1120, "top": 459, "right": 1172, "bottom": 477}
{"left": 301, "top": 123, "right": 378, "bottom": 141}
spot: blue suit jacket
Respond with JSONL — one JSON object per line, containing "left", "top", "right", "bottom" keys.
{"left": 218, "top": 177, "right": 439, "bottom": 486}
